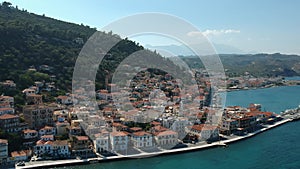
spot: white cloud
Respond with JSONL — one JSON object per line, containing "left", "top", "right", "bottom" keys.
{"left": 187, "top": 29, "right": 241, "bottom": 37}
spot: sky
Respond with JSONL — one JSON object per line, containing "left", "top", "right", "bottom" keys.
{"left": 7, "top": 0, "right": 300, "bottom": 55}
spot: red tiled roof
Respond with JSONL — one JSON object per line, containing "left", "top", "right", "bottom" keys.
{"left": 130, "top": 127, "right": 142, "bottom": 132}
{"left": 133, "top": 131, "right": 151, "bottom": 137}
{"left": 0, "top": 114, "right": 18, "bottom": 119}
{"left": 110, "top": 131, "right": 128, "bottom": 137}
{"left": 0, "top": 139, "right": 8, "bottom": 144}
{"left": 191, "top": 124, "right": 217, "bottom": 131}
{"left": 23, "top": 129, "right": 37, "bottom": 133}
{"left": 155, "top": 130, "right": 177, "bottom": 136}
{"left": 76, "top": 136, "right": 89, "bottom": 141}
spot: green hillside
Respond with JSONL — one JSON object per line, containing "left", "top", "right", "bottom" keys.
{"left": 0, "top": 2, "right": 186, "bottom": 107}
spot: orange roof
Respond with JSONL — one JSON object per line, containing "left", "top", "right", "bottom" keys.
{"left": 11, "top": 151, "right": 27, "bottom": 157}
{"left": 133, "top": 131, "right": 151, "bottom": 137}
{"left": 191, "top": 124, "right": 217, "bottom": 131}
{"left": 155, "top": 130, "right": 177, "bottom": 136}
{"left": 0, "top": 107, "right": 14, "bottom": 111}
{"left": 151, "top": 121, "right": 161, "bottom": 126}
{"left": 0, "top": 114, "right": 18, "bottom": 120}
{"left": 76, "top": 136, "right": 89, "bottom": 141}
{"left": 23, "top": 129, "right": 37, "bottom": 133}
{"left": 0, "top": 139, "right": 8, "bottom": 144}
{"left": 153, "top": 125, "right": 168, "bottom": 132}
{"left": 110, "top": 131, "right": 128, "bottom": 137}
{"left": 130, "top": 127, "right": 142, "bottom": 132}
{"left": 41, "top": 135, "right": 54, "bottom": 139}
{"left": 36, "top": 140, "right": 45, "bottom": 145}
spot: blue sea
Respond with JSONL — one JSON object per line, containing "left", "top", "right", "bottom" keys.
{"left": 59, "top": 85, "right": 300, "bottom": 169}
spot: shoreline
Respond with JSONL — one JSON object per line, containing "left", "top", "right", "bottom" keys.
{"left": 16, "top": 118, "right": 294, "bottom": 169}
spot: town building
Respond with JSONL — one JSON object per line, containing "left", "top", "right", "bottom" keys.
{"left": 94, "top": 132, "right": 110, "bottom": 153}
{"left": 189, "top": 124, "right": 219, "bottom": 141}
{"left": 154, "top": 130, "right": 178, "bottom": 148}
{"left": 131, "top": 131, "right": 153, "bottom": 148}
{"left": 0, "top": 139, "right": 8, "bottom": 165}
{"left": 39, "top": 126, "right": 56, "bottom": 137}
{"left": 71, "top": 136, "right": 93, "bottom": 157}
{"left": 23, "top": 105, "right": 54, "bottom": 129}
{"left": 0, "top": 107, "right": 15, "bottom": 116}
{"left": 110, "top": 131, "right": 128, "bottom": 152}
{"left": 0, "top": 114, "right": 20, "bottom": 132}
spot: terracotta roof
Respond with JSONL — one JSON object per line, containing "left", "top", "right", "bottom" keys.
{"left": 40, "top": 126, "right": 54, "bottom": 130}
{"left": 0, "top": 107, "right": 14, "bottom": 111}
{"left": 155, "top": 130, "right": 177, "bottom": 136}
{"left": 191, "top": 124, "right": 217, "bottom": 131}
{"left": 133, "top": 131, "right": 151, "bottom": 137}
{"left": 0, "top": 114, "right": 18, "bottom": 119}
{"left": 0, "top": 139, "right": 8, "bottom": 144}
{"left": 130, "top": 127, "right": 142, "bottom": 132}
{"left": 11, "top": 150, "right": 30, "bottom": 157}
{"left": 36, "top": 140, "right": 45, "bottom": 145}
{"left": 76, "top": 136, "right": 89, "bottom": 141}
{"left": 23, "top": 129, "right": 37, "bottom": 133}
{"left": 153, "top": 125, "right": 168, "bottom": 132}
{"left": 151, "top": 121, "right": 161, "bottom": 126}
{"left": 45, "top": 141, "right": 53, "bottom": 145}
{"left": 110, "top": 131, "right": 128, "bottom": 137}
{"left": 41, "top": 135, "right": 54, "bottom": 139}
{"left": 53, "top": 140, "right": 68, "bottom": 146}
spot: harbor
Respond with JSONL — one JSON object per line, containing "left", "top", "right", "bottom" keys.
{"left": 16, "top": 109, "right": 299, "bottom": 169}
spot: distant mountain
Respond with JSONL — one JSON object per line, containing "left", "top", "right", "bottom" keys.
{"left": 145, "top": 43, "right": 248, "bottom": 56}
{"left": 180, "top": 53, "right": 300, "bottom": 77}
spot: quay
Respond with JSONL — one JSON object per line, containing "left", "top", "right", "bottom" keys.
{"left": 16, "top": 116, "right": 297, "bottom": 169}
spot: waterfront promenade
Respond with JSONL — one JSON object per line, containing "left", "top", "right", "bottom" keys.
{"left": 16, "top": 118, "right": 294, "bottom": 169}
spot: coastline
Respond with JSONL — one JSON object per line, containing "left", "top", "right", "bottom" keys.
{"left": 16, "top": 118, "right": 294, "bottom": 169}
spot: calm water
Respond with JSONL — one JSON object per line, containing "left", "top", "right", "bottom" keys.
{"left": 60, "top": 85, "right": 300, "bottom": 169}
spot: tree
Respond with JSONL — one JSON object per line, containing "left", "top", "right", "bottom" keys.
{"left": 2, "top": 1, "right": 12, "bottom": 7}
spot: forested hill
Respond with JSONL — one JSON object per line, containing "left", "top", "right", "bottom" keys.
{"left": 0, "top": 2, "right": 180, "bottom": 96}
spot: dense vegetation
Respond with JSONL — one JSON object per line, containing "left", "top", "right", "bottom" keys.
{"left": 181, "top": 53, "right": 300, "bottom": 77}
{"left": 0, "top": 2, "right": 185, "bottom": 107}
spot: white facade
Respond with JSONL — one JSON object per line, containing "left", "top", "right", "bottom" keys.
{"left": 94, "top": 133, "right": 109, "bottom": 153}
{"left": 190, "top": 124, "right": 219, "bottom": 140}
{"left": 0, "top": 139, "right": 8, "bottom": 165}
{"left": 170, "top": 117, "right": 190, "bottom": 139}
{"left": 34, "top": 140, "right": 70, "bottom": 157}
{"left": 154, "top": 130, "right": 178, "bottom": 147}
{"left": 39, "top": 126, "right": 56, "bottom": 137}
{"left": 131, "top": 131, "right": 153, "bottom": 148}
{"left": 110, "top": 132, "right": 128, "bottom": 152}
{"left": 23, "top": 129, "right": 38, "bottom": 139}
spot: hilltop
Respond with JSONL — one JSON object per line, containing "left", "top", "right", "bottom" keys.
{"left": 0, "top": 2, "right": 183, "bottom": 106}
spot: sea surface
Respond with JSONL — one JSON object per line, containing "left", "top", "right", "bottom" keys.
{"left": 59, "top": 85, "right": 300, "bottom": 169}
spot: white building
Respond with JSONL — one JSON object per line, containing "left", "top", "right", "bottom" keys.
{"left": 23, "top": 129, "right": 38, "bottom": 139}
{"left": 190, "top": 124, "right": 219, "bottom": 141}
{"left": 39, "top": 126, "right": 56, "bottom": 137}
{"left": 34, "top": 140, "right": 70, "bottom": 157}
{"left": 131, "top": 131, "right": 153, "bottom": 148}
{"left": 170, "top": 117, "right": 190, "bottom": 139}
{"left": 94, "top": 132, "right": 109, "bottom": 153}
{"left": 154, "top": 130, "right": 178, "bottom": 148}
{"left": 52, "top": 140, "right": 70, "bottom": 157}
{"left": 110, "top": 131, "right": 128, "bottom": 152}
{"left": 0, "top": 139, "right": 8, "bottom": 165}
